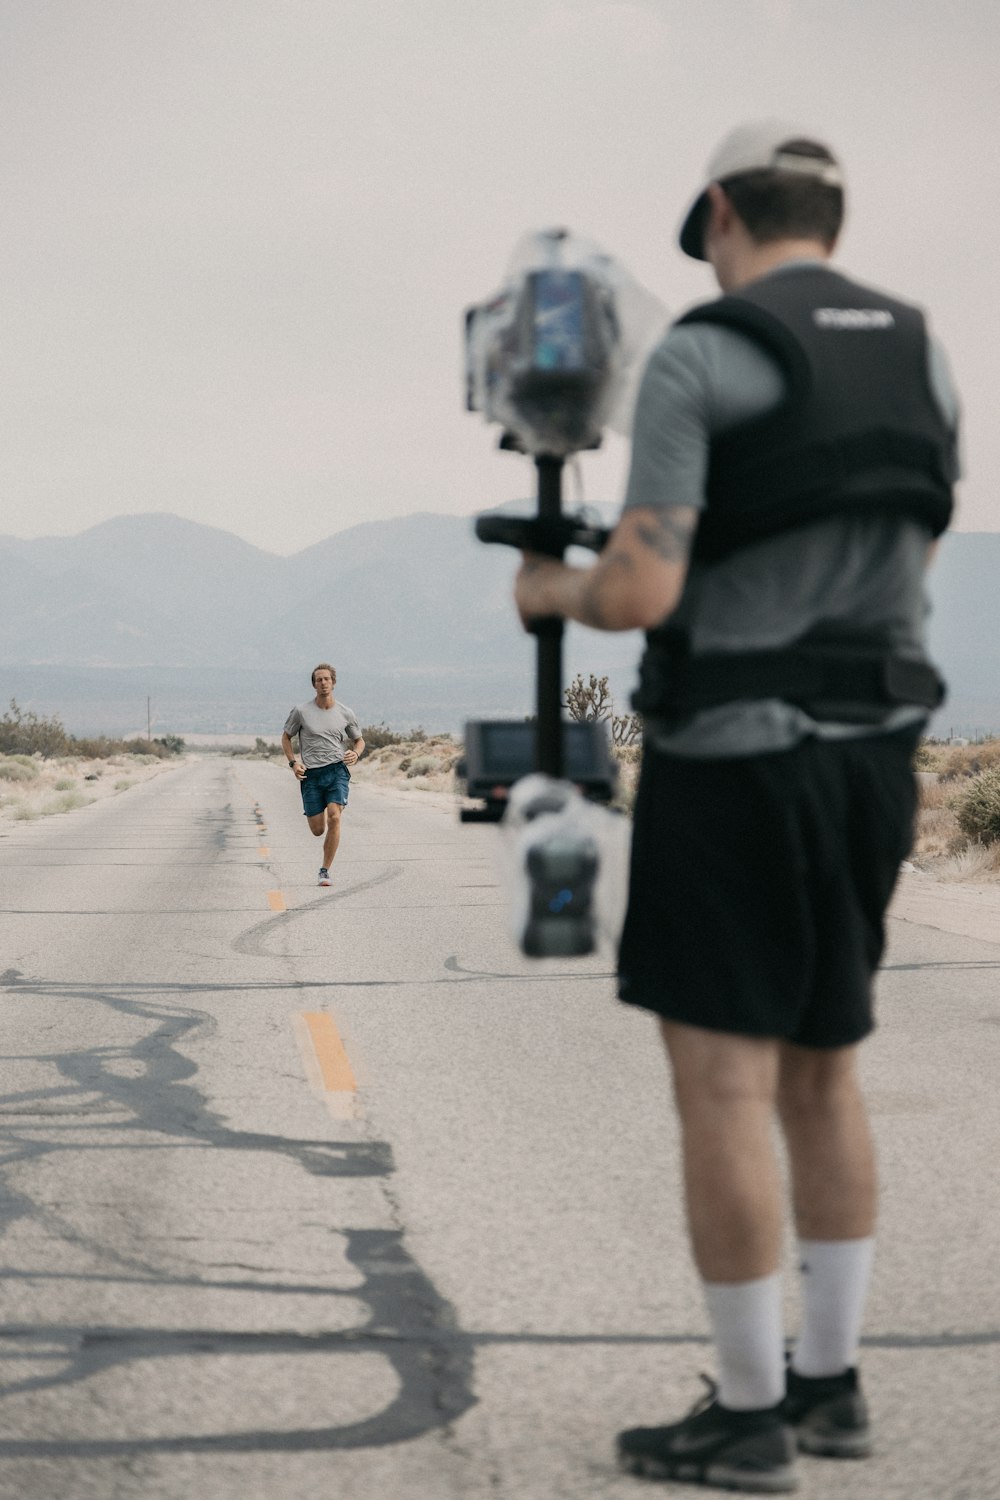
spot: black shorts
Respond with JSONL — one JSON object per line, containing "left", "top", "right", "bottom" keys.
{"left": 617, "top": 726, "right": 921, "bottom": 1047}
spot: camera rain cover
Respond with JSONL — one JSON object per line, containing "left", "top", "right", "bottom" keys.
{"left": 465, "top": 228, "right": 669, "bottom": 457}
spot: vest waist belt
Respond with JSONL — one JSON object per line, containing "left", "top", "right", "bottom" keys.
{"left": 634, "top": 644, "right": 945, "bottom": 719}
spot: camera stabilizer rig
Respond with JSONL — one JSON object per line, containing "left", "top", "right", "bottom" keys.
{"left": 460, "top": 476, "right": 620, "bottom": 958}
{"left": 460, "top": 229, "right": 661, "bottom": 956}
{"left": 459, "top": 474, "right": 614, "bottom": 822}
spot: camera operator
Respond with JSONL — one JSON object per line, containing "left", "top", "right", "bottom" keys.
{"left": 514, "top": 120, "right": 959, "bottom": 1492}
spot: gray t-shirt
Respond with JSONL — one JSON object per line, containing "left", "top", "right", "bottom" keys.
{"left": 283, "top": 700, "right": 361, "bottom": 769}
{"left": 623, "top": 262, "right": 960, "bottom": 757}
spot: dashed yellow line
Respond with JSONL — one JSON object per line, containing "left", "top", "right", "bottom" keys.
{"left": 295, "top": 1011, "right": 361, "bottom": 1120}
{"left": 301, "top": 1012, "right": 357, "bottom": 1092}
{"left": 258, "top": 846, "right": 270, "bottom": 858}
{"left": 267, "top": 890, "right": 286, "bottom": 912}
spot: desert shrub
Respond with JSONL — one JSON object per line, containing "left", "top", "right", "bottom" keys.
{"left": 69, "top": 734, "right": 181, "bottom": 760}
{"left": 0, "top": 703, "right": 188, "bottom": 762}
{"left": 229, "top": 737, "right": 279, "bottom": 759}
{"left": 53, "top": 778, "right": 75, "bottom": 791}
{"left": 0, "top": 758, "right": 39, "bottom": 782}
{"left": 913, "top": 741, "right": 945, "bottom": 772}
{"left": 41, "top": 791, "right": 91, "bottom": 815}
{"left": 916, "top": 776, "right": 948, "bottom": 809}
{"left": 115, "top": 779, "right": 135, "bottom": 791}
{"left": 917, "top": 806, "right": 956, "bottom": 842}
{"left": 405, "top": 756, "right": 438, "bottom": 778}
{"left": 10, "top": 801, "right": 40, "bottom": 820}
{"left": 0, "top": 700, "right": 69, "bottom": 757}
{"left": 929, "top": 843, "right": 1000, "bottom": 882}
{"left": 927, "top": 737, "right": 1000, "bottom": 782}
{"left": 952, "top": 766, "right": 1000, "bottom": 845}
{"left": 69, "top": 736, "right": 119, "bottom": 759}
{"left": 565, "top": 673, "right": 613, "bottom": 721}
{"left": 361, "top": 722, "right": 409, "bottom": 751}
{"left": 119, "top": 740, "right": 169, "bottom": 760}
{"left": 564, "top": 673, "right": 641, "bottom": 747}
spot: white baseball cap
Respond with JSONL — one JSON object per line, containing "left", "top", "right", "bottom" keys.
{"left": 678, "top": 120, "right": 844, "bottom": 261}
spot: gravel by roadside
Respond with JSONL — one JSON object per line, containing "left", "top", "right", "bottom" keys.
{"left": 0, "top": 752, "right": 182, "bottom": 827}
{"left": 890, "top": 865, "right": 1000, "bottom": 947}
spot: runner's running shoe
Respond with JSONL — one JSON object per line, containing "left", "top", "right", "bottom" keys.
{"left": 782, "top": 1366, "right": 871, "bottom": 1457}
{"left": 617, "top": 1377, "right": 797, "bottom": 1493}
{"left": 318, "top": 867, "right": 332, "bottom": 886}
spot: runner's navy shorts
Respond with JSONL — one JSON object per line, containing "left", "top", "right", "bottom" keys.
{"left": 617, "top": 725, "right": 921, "bottom": 1047}
{"left": 300, "top": 761, "right": 351, "bottom": 816}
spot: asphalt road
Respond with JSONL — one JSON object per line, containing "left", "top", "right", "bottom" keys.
{"left": 0, "top": 755, "right": 996, "bottom": 1500}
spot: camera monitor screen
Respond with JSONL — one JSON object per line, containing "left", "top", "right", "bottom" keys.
{"left": 463, "top": 719, "right": 615, "bottom": 801}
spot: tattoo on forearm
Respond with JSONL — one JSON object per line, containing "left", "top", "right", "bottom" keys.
{"left": 579, "top": 548, "right": 635, "bottom": 629}
{"left": 633, "top": 508, "right": 696, "bottom": 562}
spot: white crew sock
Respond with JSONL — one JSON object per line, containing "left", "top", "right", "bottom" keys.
{"left": 792, "top": 1237, "right": 875, "bottom": 1378}
{"left": 702, "top": 1273, "right": 786, "bottom": 1410}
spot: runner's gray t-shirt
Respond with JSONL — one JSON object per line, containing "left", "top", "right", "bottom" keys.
{"left": 623, "top": 262, "right": 961, "bottom": 757}
{"left": 283, "top": 700, "right": 361, "bottom": 769}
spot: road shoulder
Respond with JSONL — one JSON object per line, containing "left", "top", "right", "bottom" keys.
{"left": 890, "top": 866, "right": 1000, "bottom": 947}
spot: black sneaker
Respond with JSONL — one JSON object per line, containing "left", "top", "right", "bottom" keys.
{"left": 782, "top": 1366, "right": 871, "bottom": 1458}
{"left": 617, "top": 1378, "right": 798, "bottom": 1493}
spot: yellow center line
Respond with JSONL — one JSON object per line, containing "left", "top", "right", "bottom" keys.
{"left": 258, "top": 846, "right": 270, "bottom": 858}
{"left": 267, "top": 890, "right": 286, "bottom": 912}
{"left": 301, "top": 1012, "right": 357, "bottom": 1094}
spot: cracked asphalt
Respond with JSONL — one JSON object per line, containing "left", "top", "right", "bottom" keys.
{"left": 0, "top": 755, "right": 996, "bottom": 1499}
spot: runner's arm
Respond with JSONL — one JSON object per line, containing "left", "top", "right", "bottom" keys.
{"left": 281, "top": 729, "right": 305, "bottom": 776}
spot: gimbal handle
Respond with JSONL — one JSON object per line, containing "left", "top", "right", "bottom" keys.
{"left": 475, "top": 456, "right": 611, "bottom": 778}
{"left": 474, "top": 513, "right": 610, "bottom": 559}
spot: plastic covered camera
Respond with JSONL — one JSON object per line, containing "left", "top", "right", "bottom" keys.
{"left": 465, "top": 228, "right": 668, "bottom": 457}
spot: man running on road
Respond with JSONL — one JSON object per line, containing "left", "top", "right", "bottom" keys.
{"left": 282, "top": 664, "right": 365, "bottom": 886}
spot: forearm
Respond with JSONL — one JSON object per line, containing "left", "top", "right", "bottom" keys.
{"left": 521, "top": 554, "right": 640, "bottom": 632}
{"left": 515, "top": 506, "right": 696, "bottom": 633}
{"left": 281, "top": 732, "right": 298, "bottom": 760}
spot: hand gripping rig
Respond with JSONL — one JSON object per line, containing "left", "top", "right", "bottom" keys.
{"left": 459, "top": 454, "right": 615, "bottom": 824}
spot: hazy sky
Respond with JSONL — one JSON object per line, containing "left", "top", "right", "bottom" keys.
{"left": 1, "top": 0, "right": 997, "bottom": 555}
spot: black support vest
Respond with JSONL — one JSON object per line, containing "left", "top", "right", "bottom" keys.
{"left": 632, "top": 265, "right": 954, "bottom": 721}
{"left": 678, "top": 264, "right": 955, "bottom": 564}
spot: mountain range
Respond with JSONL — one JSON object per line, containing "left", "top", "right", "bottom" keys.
{"left": 0, "top": 511, "right": 997, "bottom": 738}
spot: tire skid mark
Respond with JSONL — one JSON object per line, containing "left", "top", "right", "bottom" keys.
{"left": 232, "top": 864, "right": 405, "bottom": 957}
